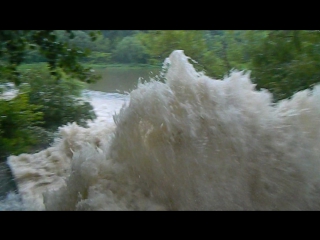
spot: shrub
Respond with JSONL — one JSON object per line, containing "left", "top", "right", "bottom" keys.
{"left": 0, "top": 69, "right": 97, "bottom": 160}
{"left": 21, "top": 69, "right": 96, "bottom": 131}
{"left": 0, "top": 87, "right": 43, "bottom": 159}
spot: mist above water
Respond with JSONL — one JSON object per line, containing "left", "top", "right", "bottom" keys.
{"left": 4, "top": 50, "right": 320, "bottom": 210}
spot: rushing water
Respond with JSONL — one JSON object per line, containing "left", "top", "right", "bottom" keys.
{"left": 2, "top": 50, "right": 320, "bottom": 210}
{"left": 0, "top": 90, "right": 130, "bottom": 210}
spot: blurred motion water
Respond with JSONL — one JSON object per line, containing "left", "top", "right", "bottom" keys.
{"left": 3, "top": 50, "right": 320, "bottom": 210}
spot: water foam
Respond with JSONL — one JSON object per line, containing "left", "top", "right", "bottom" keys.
{"left": 6, "top": 50, "right": 320, "bottom": 210}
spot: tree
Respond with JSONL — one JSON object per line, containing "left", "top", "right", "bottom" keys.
{"left": 137, "top": 30, "right": 208, "bottom": 66}
{"left": 245, "top": 30, "right": 320, "bottom": 100}
{"left": 0, "top": 30, "right": 99, "bottom": 159}
{"left": 202, "top": 30, "right": 249, "bottom": 78}
{"left": 112, "top": 36, "right": 149, "bottom": 64}
{"left": 22, "top": 69, "right": 96, "bottom": 131}
{"left": 100, "top": 30, "right": 139, "bottom": 49}
{"left": 0, "top": 30, "right": 100, "bottom": 85}
{"left": 0, "top": 86, "right": 44, "bottom": 158}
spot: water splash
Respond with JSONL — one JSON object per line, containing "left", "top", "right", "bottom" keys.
{"left": 6, "top": 50, "right": 320, "bottom": 210}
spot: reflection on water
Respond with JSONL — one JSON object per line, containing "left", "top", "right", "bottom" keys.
{"left": 89, "top": 67, "right": 161, "bottom": 93}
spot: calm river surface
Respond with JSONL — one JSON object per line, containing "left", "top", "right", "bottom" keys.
{"left": 88, "top": 67, "right": 161, "bottom": 93}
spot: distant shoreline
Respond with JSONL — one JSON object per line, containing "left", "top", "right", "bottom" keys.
{"left": 18, "top": 62, "right": 161, "bottom": 71}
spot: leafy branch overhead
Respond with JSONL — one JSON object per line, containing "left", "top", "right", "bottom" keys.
{"left": 0, "top": 30, "right": 100, "bottom": 85}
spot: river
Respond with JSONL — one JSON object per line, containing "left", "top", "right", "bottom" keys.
{"left": 0, "top": 66, "right": 159, "bottom": 210}
{"left": 88, "top": 67, "right": 161, "bottom": 94}
{"left": 2, "top": 50, "right": 320, "bottom": 210}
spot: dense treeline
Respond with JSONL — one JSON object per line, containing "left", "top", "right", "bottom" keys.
{"left": 137, "top": 30, "right": 320, "bottom": 101}
{"left": 1, "top": 30, "right": 320, "bottom": 162}
{"left": 23, "top": 30, "right": 320, "bottom": 101}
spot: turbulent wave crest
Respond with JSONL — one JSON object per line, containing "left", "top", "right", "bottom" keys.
{"left": 6, "top": 50, "right": 320, "bottom": 210}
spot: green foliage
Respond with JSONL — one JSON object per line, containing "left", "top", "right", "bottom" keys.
{"left": 244, "top": 30, "right": 320, "bottom": 100}
{"left": 200, "top": 30, "right": 250, "bottom": 78}
{"left": 55, "top": 31, "right": 113, "bottom": 64}
{"left": 55, "top": 30, "right": 93, "bottom": 50}
{"left": 0, "top": 88, "right": 43, "bottom": 158}
{"left": 88, "top": 34, "right": 112, "bottom": 53}
{"left": 1, "top": 29, "right": 319, "bottom": 164}
{"left": 85, "top": 51, "right": 112, "bottom": 64}
{"left": 0, "top": 30, "right": 100, "bottom": 85}
{"left": 136, "top": 30, "right": 320, "bottom": 101}
{"left": 101, "top": 30, "right": 140, "bottom": 49}
{"left": 137, "top": 30, "right": 207, "bottom": 62}
{"left": 3, "top": 29, "right": 318, "bottom": 102}
{"left": 0, "top": 30, "right": 99, "bottom": 162}
{"left": 21, "top": 69, "right": 96, "bottom": 131}
{"left": 0, "top": 68, "right": 97, "bottom": 160}
{"left": 112, "top": 36, "right": 149, "bottom": 64}
{"left": 22, "top": 49, "right": 47, "bottom": 63}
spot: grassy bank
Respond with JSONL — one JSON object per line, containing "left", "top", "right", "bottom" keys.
{"left": 18, "top": 62, "right": 161, "bottom": 71}
{"left": 17, "top": 62, "right": 48, "bottom": 71}
{"left": 85, "top": 63, "right": 161, "bottom": 70}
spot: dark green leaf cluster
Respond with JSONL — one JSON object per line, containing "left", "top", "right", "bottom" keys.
{"left": 0, "top": 30, "right": 98, "bottom": 161}
{"left": 0, "top": 30, "right": 100, "bottom": 85}
{"left": 245, "top": 30, "right": 320, "bottom": 100}
{"left": 0, "top": 70, "right": 97, "bottom": 160}
{"left": 22, "top": 69, "right": 96, "bottom": 131}
{"left": 112, "top": 36, "right": 149, "bottom": 64}
{"left": 0, "top": 88, "right": 43, "bottom": 158}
